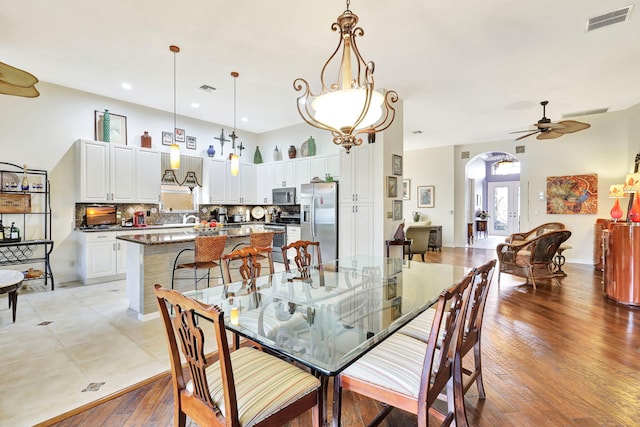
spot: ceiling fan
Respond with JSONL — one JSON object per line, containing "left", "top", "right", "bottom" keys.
{"left": 0, "top": 61, "right": 40, "bottom": 97}
{"left": 511, "top": 100, "right": 590, "bottom": 141}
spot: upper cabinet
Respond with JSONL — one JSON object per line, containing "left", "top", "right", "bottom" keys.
{"left": 225, "top": 162, "right": 255, "bottom": 204}
{"left": 339, "top": 144, "right": 373, "bottom": 204}
{"left": 76, "top": 139, "right": 160, "bottom": 203}
{"left": 203, "top": 158, "right": 226, "bottom": 204}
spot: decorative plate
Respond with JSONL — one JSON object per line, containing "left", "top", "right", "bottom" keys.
{"left": 251, "top": 206, "right": 265, "bottom": 219}
{"left": 1, "top": 172, "right": 19, "bottom": 190}
{"left": 300, "top": 140, "right": 309, "bottom": 157}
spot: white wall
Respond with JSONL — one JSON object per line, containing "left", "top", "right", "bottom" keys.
{"left": 404, "top": 106, "right": 638, "bottom": 264}
{"left": 0, "top": 82, "right": 259, "bottom": 283}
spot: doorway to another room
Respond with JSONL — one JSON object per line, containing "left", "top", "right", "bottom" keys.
{"left": 465, "top": 152, "right": 521, "bottom": 248}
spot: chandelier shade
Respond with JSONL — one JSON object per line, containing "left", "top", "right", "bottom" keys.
{"left": 294, "top": 0, "right": 398, "bottom": 153}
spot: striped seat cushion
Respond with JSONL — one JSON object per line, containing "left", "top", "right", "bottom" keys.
{"left": 397, "top": 308, "right": 436, "bottom": 343}
{"left": 187, "top": 347, "right": 320, "bottom": 426}
{"left": 341, "top": 333, "right": 435, "bottom": 398}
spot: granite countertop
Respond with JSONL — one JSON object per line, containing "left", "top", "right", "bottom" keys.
{"left": 116, "top": 225, "right": 284, "bottom": 246}
{"left": 76, "top": 221, "right": 292, "bottom": 233}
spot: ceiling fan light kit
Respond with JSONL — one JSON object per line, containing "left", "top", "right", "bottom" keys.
{"left": 293, "top": 0, "right": 398, "bottom": 153}
{"left": 511, "top": 100, "right": 591, "bottom": 141}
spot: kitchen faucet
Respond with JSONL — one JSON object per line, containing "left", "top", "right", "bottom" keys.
{"left": 183, "top": 214, "right": 199, "bottom": 224}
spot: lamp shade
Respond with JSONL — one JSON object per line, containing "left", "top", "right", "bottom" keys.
{"left": 608, "top": 184, "right": 626, "bottom": 198}
{"left": 312, "top": 89, "right": 384, "bottom": 131}
{"left": 623, "top": 173, "right": 640, "bottom": 192}
{"left": 230, "top": 154, "right": 240, "bottom": 176}
{"left": 170, "top": 143, "right": 180, "bottom": 169}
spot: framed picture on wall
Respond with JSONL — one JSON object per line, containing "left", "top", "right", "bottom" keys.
{"left": 175, "top": 128, "right": 186, "bottom": 143}
{"left": 162, "top": 131, "right": 173, "bottom": 146}
{"left": 403, "top": 179, "right": 411, "bottom": 200}
{"left": 392, "top": 154, "right": 402, "bottom": 175}
{"left": 393, "top": 199, "right": 403, "bottom": 220}
{"left": 418, "top": 185, "right": 435, "bottom": 208}
{"left": 387, "top": 176, "right": 398, "bottom": 198}
{"left": 186, "top": 135, "right": 197, "bottom": 149}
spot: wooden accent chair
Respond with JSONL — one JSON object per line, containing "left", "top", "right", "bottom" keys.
{"left": 154, "top": 284, "right": 322, "bottom": 427}
{"left": 332, "top": 273, "right": 474, "bottom": 427}
{"left": 281, "top": 240, "right": 322, "bottom": 277}
{"left": 505, "top": 222, "right": 565, "bottom": 244}
{"left": 405, "top": 222, "right": 432, "bottom": 261}
{"left": 497, "top": 230, "right": 571, "bottom": 289}
{"left": 399, "top": 259, "right": 497, "bottom": 404}
{"left": 171, "top": 235, "right": 228, "bottom": 291}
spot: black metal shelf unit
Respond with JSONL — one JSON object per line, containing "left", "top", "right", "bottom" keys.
{"left": 0, "top": 162, "right": 54, "bottom": 290}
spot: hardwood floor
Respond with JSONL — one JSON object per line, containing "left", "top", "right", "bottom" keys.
{"left": 45, "top": 247, "right": 640, "bottom": 426}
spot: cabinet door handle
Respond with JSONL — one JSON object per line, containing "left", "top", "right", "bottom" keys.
{"left": 113, "top": 243, "right": 116, "bottom": 251}
{"left": 117, "top": 243, "right": 121, "bottom": 250}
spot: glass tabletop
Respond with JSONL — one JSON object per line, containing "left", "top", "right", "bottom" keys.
{"left": 184, "top": 256, "right": 468, "bottom": 376}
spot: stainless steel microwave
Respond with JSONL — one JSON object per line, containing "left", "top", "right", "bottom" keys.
{"left": 272, "top": 187, "right": 296, "bottom": 205}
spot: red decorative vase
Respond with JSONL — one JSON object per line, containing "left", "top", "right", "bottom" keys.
{"left": 630, "top": 194, "right": 640, "bottom": 223}
{"left": 288, "top": 145, "right": 297, "bottom": 159}
{"left": 610, "top": 198, "right": 624, "bottom": 221}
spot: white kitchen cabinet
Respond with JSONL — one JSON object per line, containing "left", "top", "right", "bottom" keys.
{"left": 256, "top": 163, "right": 274, "bottom": 204}
{"left": 339, "top": 144, "right": 373, "bottom": 204}
{"left": 204, "top": 158, "right": 226, "bottom": 204}
{"left": 226, "top": 162, "right": 255, "bottom": 204}
{"left": 326, "top": 153, "right": 341, "bottom": 180}
{"left": 272, "top": 159, "right": 297, "bottom": 188}
{"left": 136, "top": 148, "right": 161, "bottom": 203}
{"left": 77, "top": 232, "right": 118, "bottom": 284}
{"left": 75, "top": 139, "right": 143, "bottom": 203}
{"left": 310, "top": 156, "right": 326, "bottom": 180}
{"left": 296, "top": 158, "right": 310, "bottom": 193}
{"left": 338, "top": 202, "right": 374, "bottom": 258}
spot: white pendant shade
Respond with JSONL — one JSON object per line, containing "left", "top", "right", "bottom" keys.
{"left": 230, "top": 154, "right": 240, "bottom": 176}
{"left": 312, "top": 89, "right": 383, "bottom": 131}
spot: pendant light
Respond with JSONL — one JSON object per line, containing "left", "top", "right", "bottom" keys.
{"left": 294, "top": 0, "right": 398, "bottom": 153}
{"left": 230, "top": 71, "right": 240, "bottom": 176}
{"left": 169, "top": 45, "right": 180, "bottom": 169}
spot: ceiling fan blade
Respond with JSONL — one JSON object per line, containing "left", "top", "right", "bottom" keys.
{"left": 536, "top": 130, "right": 563, "bottom": 140}
{"left": 0, "top": 62, "right": 39, "bottom": 88}
{"left": 509, "top": 129, "right": 538, "bottom": 134}
{"left": 555, "top": 120, "right": 591, "bottom": 134}
{"left": 535, "top": 122, "right": 565, "bottom": 130}
{"left": 514, "top": 130, "right": 539, "bottom": 141}
{"left": 0, "top": 80, "right": 39, "bottom": 98}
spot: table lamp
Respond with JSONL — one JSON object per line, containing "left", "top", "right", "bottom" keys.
{"left": 608, "top": 184, "right": 626, "bottom": 221}
{"left": 623, "top": 173, "right": 640, "bottom": 222}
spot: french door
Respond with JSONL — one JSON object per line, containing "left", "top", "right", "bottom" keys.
{"left": 487, "top": 181, "right": 519, "bottom": 236}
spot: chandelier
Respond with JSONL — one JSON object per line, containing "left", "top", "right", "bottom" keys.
{"left": 169, "top": 45, "right": 180, "bottom": 169}
{"left": 294, "top": 0, "right": 398, "bottom": 153}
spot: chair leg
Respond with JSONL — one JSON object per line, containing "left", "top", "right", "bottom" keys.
{"left": 421, "top": 253, "right": 426, "bottom": 262}
{"left": 473, "top": 340, "right": 486, "bottom": 399}
{"left": 529, "top": 266, "right": 536, "bottom": 290}
{"left": 332, "top": 376, "right": 343, "bottom": 427}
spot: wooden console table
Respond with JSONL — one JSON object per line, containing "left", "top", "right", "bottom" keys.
{"left": 385, "top": 239, "right": 412, "bottom": 259}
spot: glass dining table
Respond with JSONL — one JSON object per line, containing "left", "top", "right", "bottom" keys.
{"left": 183, "top": 256, "right": 468, "bottom": 425}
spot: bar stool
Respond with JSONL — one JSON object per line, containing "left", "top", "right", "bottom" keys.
{"left": 171, "top": 235, "right": 227, "bottom": 291}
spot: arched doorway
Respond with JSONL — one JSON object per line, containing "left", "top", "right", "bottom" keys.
{"left": 464, "top": 151, "right": 521, "bottom": 248}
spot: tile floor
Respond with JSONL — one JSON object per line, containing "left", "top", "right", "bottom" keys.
{"left": 0, "top": 279, "right": 174, "bottom": 426}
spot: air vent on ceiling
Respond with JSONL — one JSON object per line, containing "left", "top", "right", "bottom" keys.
{"left": 563, "top": 107, "right": 609, "bottom": 119}
{"left": 587, "top": 5, "right": 633, "bottom": 32}
{"left": 199, "top": 84, "right": 216, "bottom": 92}
{"left": 412, "top": 130, "right": 423, "bottom": 134}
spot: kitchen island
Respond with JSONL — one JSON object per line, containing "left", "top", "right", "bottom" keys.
{"left": 117, "top": 225, "right": 282, "bottom": 319}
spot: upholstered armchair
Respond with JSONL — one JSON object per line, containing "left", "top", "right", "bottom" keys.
{"left": 405, "top": 221, "right": 431, "bottom": 261}
{"left": 505, "top": 222, "right": 565, "bottom": 244}
{"left": 496, "top": 230, "right": 571, "bottom": 289}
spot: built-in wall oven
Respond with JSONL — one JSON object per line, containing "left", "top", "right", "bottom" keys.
{"left": 264, "top": 224, "right": 286, "bottom": 263}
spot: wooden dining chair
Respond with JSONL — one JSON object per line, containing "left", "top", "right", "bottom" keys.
{"left": 154, "top": 284, "right": 322, "bottom": 427}
{"left": 399, "top": 259, "right": 497, "bottom": 400}
{"left": 171, "top": 235, "right": 228, "bottom": 291}
{"left": 281, "top": 240, "right": 322, "bottom": 277}
{"left": 332, "top": 273, "right": 474, "bottom": 427}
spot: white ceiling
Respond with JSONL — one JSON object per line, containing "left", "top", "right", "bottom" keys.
{"left": 2, "top": 1, "right": 639, "bottom": 151}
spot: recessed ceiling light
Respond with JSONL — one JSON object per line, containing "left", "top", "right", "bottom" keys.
{"left": 241, "top": 116, "right": 248, "bottom": 122}
{"left": 191, "top": 102, "right": 200, "bottom": 108}
{"left": 121, "top": 82, "right": 132, "bottom": 90}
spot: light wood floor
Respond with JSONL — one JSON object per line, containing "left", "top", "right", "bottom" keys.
{"left": 46, "top": 247, "right": 640, "bottom": 426}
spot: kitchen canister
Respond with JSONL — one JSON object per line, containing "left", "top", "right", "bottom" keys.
{"left": 102, "top": 109, "right": 110, "bottom": 142}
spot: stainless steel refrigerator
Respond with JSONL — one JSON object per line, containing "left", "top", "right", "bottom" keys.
{"left": 300, "top": 182, "right": 338, "bottom": 261}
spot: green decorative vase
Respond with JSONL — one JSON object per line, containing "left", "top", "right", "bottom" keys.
{"left": 102, "top": 109, "right": 111, "bottom": 142}
{"left": 307, "top": 136, "right": 316, "bottom": 156}
{"left": 254, "top": 146, "right": 263, "bottom": 164}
